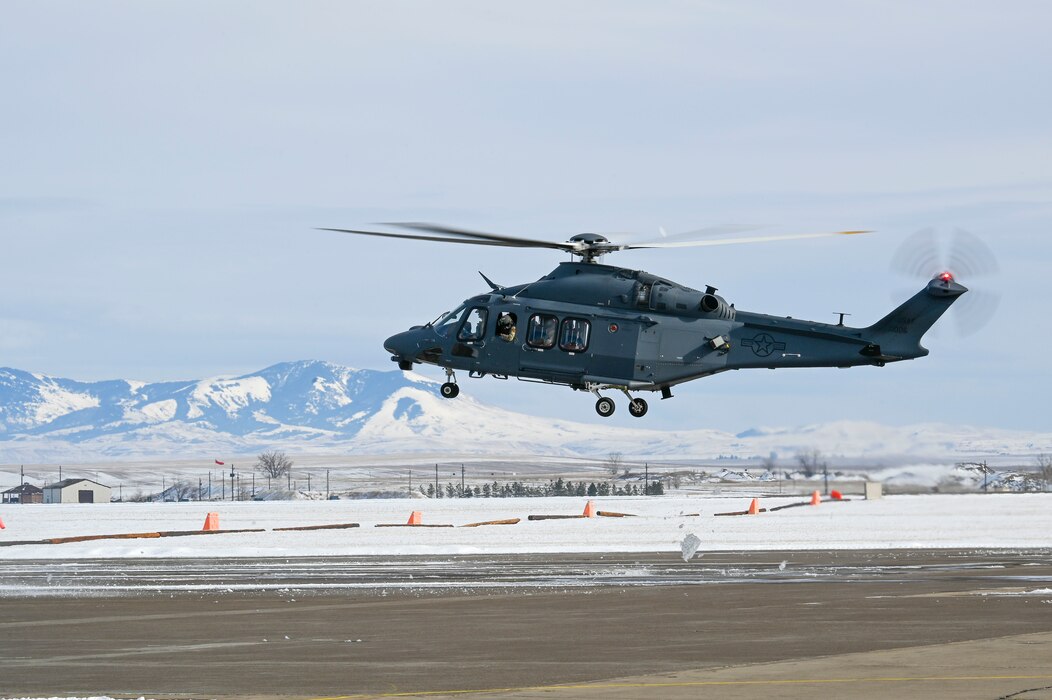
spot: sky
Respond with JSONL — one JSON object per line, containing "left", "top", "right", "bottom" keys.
{"left": 1, "top": 1, "right": 1050, "bottom": 432}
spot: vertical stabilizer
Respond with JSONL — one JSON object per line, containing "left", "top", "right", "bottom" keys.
{"left": 865, "top": 276, "right": 967, "bottom": 356}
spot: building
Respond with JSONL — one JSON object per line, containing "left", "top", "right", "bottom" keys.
{"left": 2, "top": 483, "right": 43, "bottom": 504}
{"left": 43, "top": 478, "right": 112, "bottom": 504}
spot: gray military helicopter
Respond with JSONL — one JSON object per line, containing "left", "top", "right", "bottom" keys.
{"left": 324, "top": 222, "right": 980, "bottom": 418}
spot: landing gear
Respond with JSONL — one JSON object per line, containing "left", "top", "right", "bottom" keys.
{"left": 595, "top": 397, "right": 616, "bottom": 417}
{"left": 440, "top": 369, "right": 459, "bottom": 399}
{"left": 588, "top": 383, "right": 650, "bottom": 418}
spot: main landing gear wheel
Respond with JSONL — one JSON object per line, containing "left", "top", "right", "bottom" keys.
{"left": 595, "top": 397, "right": 615, "bottom": 417}
{"left": 440, "top": 382, "right": 460, "bottom": 399}
{"left": 628, "top": 398, "right": 648, "bottom": 417}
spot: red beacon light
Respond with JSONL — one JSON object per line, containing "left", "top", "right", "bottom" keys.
{"left": 937, "top": 271, "right": 955, "bottom": 282}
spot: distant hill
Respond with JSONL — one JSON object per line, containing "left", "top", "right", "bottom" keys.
{"left": 0, "top": 360, "right": 1048, "bottom": 462}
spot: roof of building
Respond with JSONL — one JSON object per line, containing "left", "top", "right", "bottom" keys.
{"left": 44, "top": 478, "right": 110, "bottom": 490}
{"left": 2, "top": 483, "right": 43, "bottom": 495}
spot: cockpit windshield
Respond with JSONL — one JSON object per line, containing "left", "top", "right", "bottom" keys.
{"left": 432, "top": 304, "right": 468, "bottom": 336}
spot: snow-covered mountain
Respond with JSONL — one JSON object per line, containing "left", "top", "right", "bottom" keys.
{"left": 0, "top": 360, "right": 1049, "bottom": 463}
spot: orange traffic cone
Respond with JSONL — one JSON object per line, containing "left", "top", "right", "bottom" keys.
{"left": 202, "top": 512, "right": 219, "bottom": 531}
{"left": 583, "top": 500, "right": 597, "bottom": 518}
{"left": 830, "top": 489, "right": 843, "bottom": 500}
{"left": 748, "top": 498, "right": 760, "bottom": 515}
{"left": 810, "top": 490, "right": 821, "bottom": 506}
{"left": 407, "top": 511, "right": 422, "bottom": 525}
{"left": 0, "top": 514, "right": 5, "bottom": 529}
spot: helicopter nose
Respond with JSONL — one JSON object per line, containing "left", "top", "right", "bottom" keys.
{"left": 384, "top": 329, "right": 420, "bottom": 360}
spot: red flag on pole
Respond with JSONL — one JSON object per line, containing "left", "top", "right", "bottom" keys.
{"left": 215, "top": 459, "right": 225, "bottom": 466}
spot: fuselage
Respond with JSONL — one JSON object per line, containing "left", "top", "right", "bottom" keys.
{"left": 384, "top": 262, "right": 965, "bottom": 395}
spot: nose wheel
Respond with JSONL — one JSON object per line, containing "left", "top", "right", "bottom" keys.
{"left": 440, "top": 369, "right": 460, "bottom": 399}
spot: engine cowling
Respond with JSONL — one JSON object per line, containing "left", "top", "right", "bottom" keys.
{"left": 699, "top": 292, "right": 735, "bottom": 320}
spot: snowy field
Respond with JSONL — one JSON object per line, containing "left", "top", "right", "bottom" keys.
{"left": 2, "top": 493, "right": 1051, "bottom": 560}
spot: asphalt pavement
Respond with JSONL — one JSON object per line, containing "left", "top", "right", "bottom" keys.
{"left": 2, "top": 549, "right": 1052, "bottom": 699}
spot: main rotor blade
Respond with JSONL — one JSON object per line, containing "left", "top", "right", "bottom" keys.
{"left": 630, "top": 224, "right": 768, "bottom": 245}
{"left": 385, "top": 221, "right": 576, "bottom": 251}
{"left": 624, "top": 230, "right": 871, "bottom": 250}
{"left": 318, "top": 227, "right": 559, "bottom": 249}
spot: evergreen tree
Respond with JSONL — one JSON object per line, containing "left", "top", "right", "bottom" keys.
{"left": 587, "top": 483, "right": 598, "bottom": 497}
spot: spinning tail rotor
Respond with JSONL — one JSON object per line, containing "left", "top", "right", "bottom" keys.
{"left": 890, "top": 227, "right": 1000, "bottom": 336}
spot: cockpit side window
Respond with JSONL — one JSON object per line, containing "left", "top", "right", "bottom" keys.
{"left": 526, "top": 314, "right": 558, "bottom": 349}
{"left": 434, "top": 304, "right": 467, "bottom": 337}
{"left": 559, "top": 317, "right": 590, "bottom": 353}
{"left": 457, "top": 307, "right": 488, "bottom": 342}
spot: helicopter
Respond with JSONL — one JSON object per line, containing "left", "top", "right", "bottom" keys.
{"left": 323, "top": 222, "right": 976, "bottom": 418}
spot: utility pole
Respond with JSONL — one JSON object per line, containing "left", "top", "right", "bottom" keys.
{"left": 20, "top": 464, "right": 24, "bottom": 485}
{"left": 198, "top": 478, "right": 202, "bottom": 501}
{"left": 823, "top": 463, "right": 829, "bottom": 496}
{"left": 230, "top": 464, "right": 236, "bottom": 501}
{"left": 252, "top": 472, "right": 255, "bottom": 498}
{"left": 645, "top": 462, "right": 649, "bottom": 495}
{"left": 208, "top": 472, "right": 212, "bottom": 500}
{"left": 287, "top": 466, "right": 292, "bottom": 490}
{"left": 326, "top": 469, "right": 330, "bottom": 499}
{"left": 461, "top": 464, "right": 465, "bottom": 493}
{"left": 162, "top": 476, "right": 166, "bottom": 500}
{"left": 408, "top": 468, "right": 411, "bottom": 497}
{"left": 222, "top": 473, "right": 225, "bottom": 500}
{"left": 307, "top": 473, "right": 312, "bottom": 492}
{"left": 435, "top": 464, "right": 439, "bottom": 499}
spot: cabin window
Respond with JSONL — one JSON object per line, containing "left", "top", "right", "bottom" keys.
{"left": 526, "top": 314, "right": 558, "bottom": 349}
{"left": 559, "top": 318, "right": 590, "bottom": 353}
{"left": 495, "top": 312, "right": 518, "bottom": 342}
{"left": 457, "top": 307, "right": 488, "bottom": 342}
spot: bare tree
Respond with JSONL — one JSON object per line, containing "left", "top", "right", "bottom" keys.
{"left": 257, "top": 450, "right": 293, "bottom": 479}
{"left": 761, "top": 455, "right": 777, "bottom": 475}
{"left": 795, "top": 449, "right": 825, "bottom": 478}
{"left": 606, "top": 452, "right": 624, "bottom": 478}
{"left": 168, "top": 480, "right": 197, "bottom": 501}
{"left": 1037, "top": 454, "right": 1052, "bottom": 492}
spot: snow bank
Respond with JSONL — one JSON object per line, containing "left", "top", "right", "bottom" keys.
{"left": 2, "top": 493, "right": 1051, "bottom": 560}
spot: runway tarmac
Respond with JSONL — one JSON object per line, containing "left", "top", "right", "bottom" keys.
{"left": 2, "top": 549, "right": 1052, "bottom": 699}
